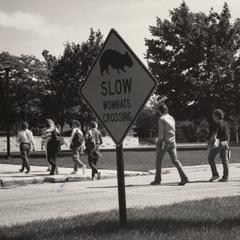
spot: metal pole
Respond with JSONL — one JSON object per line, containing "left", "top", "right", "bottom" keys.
{"left": 116, "top": 143, "right": 127, "bottom": 226}
{"left": 5, "top": 68, "right": 10, "bottom": 159}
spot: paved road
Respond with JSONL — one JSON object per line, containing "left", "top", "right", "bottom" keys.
{"left": 1, "top": 163, "right": 240, "bottom": 227}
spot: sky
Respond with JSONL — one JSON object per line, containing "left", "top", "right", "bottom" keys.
{"left": 1, "top": 0, "right": 240, "bottom": 64}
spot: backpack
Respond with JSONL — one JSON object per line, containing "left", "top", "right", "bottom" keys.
{"left": 85, "top": 130, "right": 96, "bottom": 153}
{"left": 71, "top": 130, "right": 84, "bottom": 148}
{"left": 49, "top": 128, "right": 65, "bottom": 147}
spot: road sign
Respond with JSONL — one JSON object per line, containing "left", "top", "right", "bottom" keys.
{"left": 80, "top": 28, "right": 157, "bottom": 145}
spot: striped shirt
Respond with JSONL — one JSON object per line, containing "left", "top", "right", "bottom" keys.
{"left": 41, "top": 127, "right": 58, "bottom": 145}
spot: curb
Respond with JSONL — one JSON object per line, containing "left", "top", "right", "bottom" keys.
{"left": 0, "top": 171, "right": 150, "bottom": 187}
{"left": 0, "top": 176, "right": 44, "bottom": 187}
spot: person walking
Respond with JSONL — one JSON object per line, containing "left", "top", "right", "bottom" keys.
{"left": 85, "top": 121, "right": 103, "bottom": 180}
{"left": 69, "top": 120, "right": 86, "bottom": 174}
{"left": 16, "top": 121, "right": 35, "bottom": 174}
{"left": 42, "top": 119, "right": 60, "bottom": 175}
{"left": 151, "top": 103, "right": 189, "bottom": 185}
{"left": 208, "top": 109, "right": 230, "bottom": 182}
{"left": 41, "top": 126, "right": 51, "bottom": 172}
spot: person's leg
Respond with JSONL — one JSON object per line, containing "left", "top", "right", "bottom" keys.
{"left": 72, "top": 148, "right": 78, "bottom": 172}
{"left": 208, "top": 147, "right": 220, "bottom": 181}
{"left": 45, "top": 145, "right": 51, "bottom": 171}
{"left": 19, "top": 144, "right": 25, "bottom": 172}
{"left": 72, "top": 147, "right": 85, "bottom": 172}
{"left": 24, "top": 144, "right": 31, "bottom": 173}
{"left": 20, "top": 143, "right": 31, "bottom": 173}
{"left": 88, "top": 153, "right": 98, "bottom": 179}
{"left": 47, "top": 144, "right": 56, "bottom": 175}
{"left": 93, "top": 154, "right": 100, "bottom": 179}
{"left": 168, "top": 142, "right": 188, "bottom": 182}
{"left": 219, "top": 142, "right": 229, "bottom": 181}
{"left": 52, "top": 145, "right": 59, "bottom": 174}
{"left": 151, "top": 141, "right": 167, "bottom": 184}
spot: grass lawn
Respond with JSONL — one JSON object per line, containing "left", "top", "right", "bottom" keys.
{"left": 1, "top": 196, "right": 240, "bottom": 240}
{"left": 1, "top": 146, "right": 239, "bottom": 171}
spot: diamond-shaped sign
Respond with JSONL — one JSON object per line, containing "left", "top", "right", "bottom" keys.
{"left": 80, "top": 29, "right": 157, "bottom": 145}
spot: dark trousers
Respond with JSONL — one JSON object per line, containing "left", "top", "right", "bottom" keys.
{"left": 88, "top": 154, "right": 99, "bottom": 179}
{"left": 47, "top": 142, "right": 58, "bottom": 174}
{"left": 20, "top": 143, "right": 31, "bottom": 171}
{"left": 208, "top": 141, "right": 229, "bottom": 179}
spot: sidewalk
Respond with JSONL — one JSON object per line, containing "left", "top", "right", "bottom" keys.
{"left": 0, "top": 164, "right": 149, "bottom": 187}
{"left": 1, "top": 162, "right": 240, "bottom": 188}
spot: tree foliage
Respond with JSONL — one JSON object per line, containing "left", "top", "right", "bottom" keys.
{"left": 42, "top": 28, "right": 104, "bottom": 127}
{"left": 145, "top": 2, "right": 240, "bottom": 121}
{"left": 0, "top": 52, "right": 48, "bottom": 130}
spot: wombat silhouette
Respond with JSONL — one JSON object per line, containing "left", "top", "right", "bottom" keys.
{"left": 99, "top": 49, "right": 133, "bottom": 75}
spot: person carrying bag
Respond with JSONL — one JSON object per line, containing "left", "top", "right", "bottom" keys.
{"left": 208, "top": 109, "right": 230, "bottom": 182}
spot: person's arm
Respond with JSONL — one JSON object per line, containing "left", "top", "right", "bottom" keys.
{"left": 69, "top": 128, "right": 75, "bottom": 145}
{"left": 99, "top": 132, "right": 103, "bottom": 145}
{"left": 29, "top": 131, "right": 36, "bottom": 151}
{"left": 208, "top": 122, "right": 217, "bottom": 141}
{"left": 84, "top": 130, "right": 90, "bottom": 140}
{"left": 157, "top": 119, "right": 164, "bottom": 143}
{"left": 225, "top": 123, "right": 230, "bottom": 142}
{"left": 209, "top": 131, "right": 217, "bottom": 142}
{"left": 16, "top": 131, "right": 21, "bottom": 143}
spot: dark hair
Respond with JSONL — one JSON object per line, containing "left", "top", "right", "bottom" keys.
{"left": 21, "top": 121, "right": 28, "bottom": 130}
{"left": 45, "top": 119, "right": 54, "bottom": 128}
{"left": 158, "top": 103, "right": 168, "bottom": 114}
{"left": 72, "top": 120, "right": 81, "bottom": 128}
{"left": 213, "top": 109, "right": 224, "bottom": 120}
{"left": 89, "top": 121, "right": 97, "bottom": 128}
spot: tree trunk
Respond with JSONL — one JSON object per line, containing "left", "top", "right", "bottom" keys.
{"left": 236, "top": 125, "right": 239, "bottom": 143}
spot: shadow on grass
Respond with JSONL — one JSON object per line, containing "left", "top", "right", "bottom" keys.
{"left": 1, "top": 196, "right": 240, "bottom": 240}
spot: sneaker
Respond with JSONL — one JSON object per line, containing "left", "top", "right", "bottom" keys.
{"left": 178, "top": 178, "right": 189, "bottom": 186}
{"left": 97, "top": 172, "right": 101, "bottom": 180}
{"left": 209, "top": 176, "right": 219, "bottom": 182}
{"left": 150, "top": 180, "right": 161, "bottom": 185}
{"left": 19, "top": 169, "right": 24, "bottom": 173}
{"left": 25, "top": 170, "right": 30, "bottom": 174}
{"left": 46, "top": 167, "right": 51, "bottom": 172}
{"left": 82, "top": 165, "right": 86, "bottom": 175}
{"left": 71, "top": 171, "right": 77, "bottom": 174}
{"left": 218, "top": 178, "right": 228, "bottom": 182}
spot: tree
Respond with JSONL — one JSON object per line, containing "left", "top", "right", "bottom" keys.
{"left": 42, "top": 28, "right": 104, "bottom": 129}
{"left": 145, "top": 2, "right": 240, "bottom": 122}
{"left": 134, "top": 94, "right": 159, "bottom": 138}
{"left": 0, "top": 52, "right": 48, "bottom": 132}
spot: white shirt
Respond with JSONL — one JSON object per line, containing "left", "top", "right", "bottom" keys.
{"left": 17, "top": 129, "right": 35, "bottom": 148}
{"left": 158, "top": 113, "right": 176, "bottom": 143}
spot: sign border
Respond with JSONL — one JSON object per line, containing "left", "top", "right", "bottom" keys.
{"left": 80, "top": 28, "right": 157, "bottom": 146}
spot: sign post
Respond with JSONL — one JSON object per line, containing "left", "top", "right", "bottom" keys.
{"left": 80, "top": 28, "right": 157, "bottom": 226}
{"left": 116, "top": 143, "right": 127, "bottom": 226}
